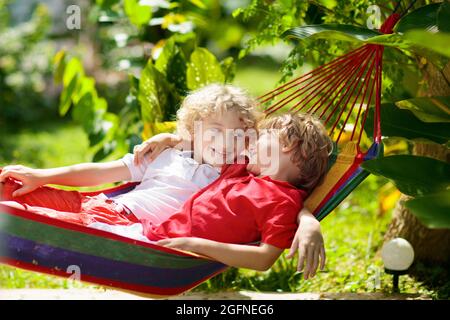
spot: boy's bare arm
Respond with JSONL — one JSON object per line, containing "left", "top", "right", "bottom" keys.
{"left": 157, "top": 238, "right": 282, "bottom": 271}
{"left": 39, "top": 160, "right": 132, "bottom": 186}
{"left": 0, "top": 161, "right": 131, "bottom": 197}
{"left": 287, "top": 207, "right": 326, "bottom": 279}
{"left": 133, "top": 133, "right": 191, "bottom": 166}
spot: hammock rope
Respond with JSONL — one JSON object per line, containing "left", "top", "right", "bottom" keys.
{"left": 0, "top": 11, "right": 406, "bottom": 298}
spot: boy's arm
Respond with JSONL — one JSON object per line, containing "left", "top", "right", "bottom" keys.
{"left": 133, "top": 133, "right": 190, "bottom": 166}
{"left": 0, "top": 160, "right": 131, "bottom": 197}
{"left": 286, "top": 207, "right": 326, "bottom": 279}
{"left": 39, "top": 160, "right": 132, "bottom": 186}
{"left": 158, "top": 238, "right": 282, "bottom": 272}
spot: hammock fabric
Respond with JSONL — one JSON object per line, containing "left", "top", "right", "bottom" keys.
{"left": 0, "top": 13, "right": 400, "bottom": 298}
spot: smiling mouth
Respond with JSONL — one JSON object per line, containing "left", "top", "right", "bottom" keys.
{"left": 210, "top": 147, "right": 232, "bottom": 157}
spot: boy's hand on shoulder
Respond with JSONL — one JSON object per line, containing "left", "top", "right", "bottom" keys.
{"left": 133, "top": 133, "right": 182, "bottom": 166}
{"left": 287, "top": 209, "right": 326, "bottom": 279}
{"left": 0, "top": 165, "right": 46, "bottom": 197}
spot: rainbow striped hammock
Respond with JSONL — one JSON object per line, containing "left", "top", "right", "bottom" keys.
{"left": 0, "top": 14, "right": 400, "bottom": 299}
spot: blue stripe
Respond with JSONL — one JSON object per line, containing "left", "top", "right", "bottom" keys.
{"left": 0, "top": 232, "right": 226, "bottom": 289}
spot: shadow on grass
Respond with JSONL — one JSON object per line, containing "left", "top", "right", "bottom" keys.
{"left": 411, "top": 262, "right": 450, "bottom": 300}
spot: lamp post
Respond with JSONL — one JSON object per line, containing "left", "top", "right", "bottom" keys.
{"left": 381, "top": 238, "right": 414, "bottom": 293}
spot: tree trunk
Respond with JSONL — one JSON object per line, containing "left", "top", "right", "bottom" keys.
{"left": 383, "top": 57, "right": 450, "bottom": 264}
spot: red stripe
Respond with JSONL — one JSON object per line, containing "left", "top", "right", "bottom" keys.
{"left": 73, "top": 182, "right": 139, "bottom": 197}
{"left": 0, "top": 203, "right": 202, "bottom": 259}
{"left": 1, "top": 258, "right": 227, "bottom": 297}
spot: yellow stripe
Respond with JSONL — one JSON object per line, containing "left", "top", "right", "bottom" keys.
{"left": 305, "top": 141, "right": 359, "bottom": 212}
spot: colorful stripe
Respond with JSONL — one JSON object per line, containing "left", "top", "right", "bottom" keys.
{"left": 314, "top": 142, "right": 382, "bottom": 221}
{"left": 0, "top": 185, "right": 227, "bottom": 296}
{"left": 1, "top": 232, "right": 226, "bottom": 290}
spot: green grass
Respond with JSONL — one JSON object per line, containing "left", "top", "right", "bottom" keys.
{"left": 0, "top": 120, "right": 90, "bottom": 169}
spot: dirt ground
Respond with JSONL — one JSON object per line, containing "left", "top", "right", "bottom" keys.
{"left": 0, "top": 289, "right": 431, "bottom": 300}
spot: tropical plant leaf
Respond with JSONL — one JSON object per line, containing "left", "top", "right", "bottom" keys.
{"left": 360, "top": 31, "right": 450, "bottom": 67}
{"left": 395, "top": 96, "right": 450, "bottom": 123}
{"left": 96, "top": 0, "right": 120, "bottom": 7}
{"left": 155, "top": 39, "right": 175, "bottom": 75}
{"left": 188, "top": 0, "right": 207, "bottom": 9}
{"left": 404, "top": 190, "right": 450, "bottom": 229}
{"left": 53, "top": 50, "right": 66, "bottom": 84}
{"left": 89, "top": 111, "right": 118, "bottom": 148}
{"left": 394, "top": 3, "right": 442, "bottom": 33}
{"left": 438, "top": 1, "right": 450, "bottom": 33}
{"left": 142, "top": 121, "right": 177, "bottom": 141}
{"left": 282, "top": 24, "right": 381, "bottom": 42}
{"left": 59, "top": 74, "right": 79, "bottom": 116}
{"left": 187, "top": 47, "right": 225, "bottom": 90}
{"left": 124, "top": 0, "right": 152, "bottom": 27}
{"left": 166, "top": 50, "right": 188, "bottom": 96}
{"left": 72, "top": 93, "right": 96, "bottom": 131}
{"left": 403, "top": 30, "right": 450, "bottom": 59}
{"left": 138, "top": 60, "right": 167, "bottom": 124}
{"left": 364, "top": 103, "right": 450, "bottom": 144}
{"left": 362, "top": 155, "right": 450, "bottom": 197}
{"left": 282, "top": 21, "right": 450, "bottom": 66}
{"left": 220, "top": 57, "right": 236, "bottom": 83}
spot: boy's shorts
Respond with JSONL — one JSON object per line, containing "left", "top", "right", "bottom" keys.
{"left": 0, "top": 177, "right": 139, "bottom": 227}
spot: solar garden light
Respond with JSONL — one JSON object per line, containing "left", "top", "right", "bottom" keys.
{"left": 381, "top": 238, "right": 415, "bottom": 293}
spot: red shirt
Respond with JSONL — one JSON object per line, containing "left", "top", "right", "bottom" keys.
{"left": 142, "top": 163, "right": 306, "bottom": 249}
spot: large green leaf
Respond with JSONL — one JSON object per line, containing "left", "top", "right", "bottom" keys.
{"left": 394, "top": 3, "right": 442, "bottom": 33}
{"left": 282, "top": 24, "right": 381, "bottom": 42}
{"left": 53, "top": 50, "right": 66, "bottom": 84}
{"left": 220, "top": 57, "right": 236, "bottom": 83}
{"left": 124, "top": 0, "right": 152, "bottom": 27}
{"left": 438, "top": 1, "right": 450, "bottom": 33}
{"left": 395, "top": 96, "right": 450, "bottom": 123}
{"left": 155, "top": 39, "right": 188, "bottom": 96}
{"left": 403, "top": 30, "right": 450, "bottom": 59}
{"left": 59, "top": 74, "right": 79, "bottom": 116}
{"left": 362, "top": 31, "right": 450, "bottom": 67}
{"left": 88, "top": 110, "right": 117, "bottom": 148}
{"left": 404, "top": 190, "right": 450, "bottom": 229}
{"left": 138, "top": 60, "right": 167, "bottom": 124}
{"left": 362, "top": 155, "right": 450, "bottom": 197}
{"left": 282, "top": 20, "right": 450, "bottom": 64}
{"left": 186, "top": 47, "right": 225, "bottom": 90}
{"left": 364, "top": 103, "right": 450, "bottom": 144}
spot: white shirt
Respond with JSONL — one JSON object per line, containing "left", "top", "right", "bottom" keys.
{"left": 111, "top": 148, "right": 220, "bottom": 224}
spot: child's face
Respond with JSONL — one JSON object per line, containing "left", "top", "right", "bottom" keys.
{"left": 246, "top": 130, "right": 282, "bottom": 176}
{"left": 193, "top": 110, "right": 249, "bottom": 168}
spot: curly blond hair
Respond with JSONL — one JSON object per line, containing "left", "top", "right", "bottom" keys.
{"left": 176, "top": 83, "right": 261, "bottom": 139}
{"left": 259, "top": 113, "right": 333, "bottom": 193}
